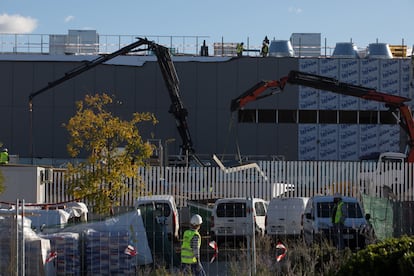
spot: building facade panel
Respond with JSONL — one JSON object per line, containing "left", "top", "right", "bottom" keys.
{"left": 318, "top": 124, "right": 339, "bottom": 160}
{"left": 339, "top": 124, "right": 359, "bottom": 160}
{"left": 360, "top": 59, "right": 380, "bottom": 110}
{"left": 298, "top": 124, "right": 318, "bottom": 160}
{"left": 359, "top": 124, "right": 378, "bottom": 157}
{"left": 339, "top": 59, "right": 359, "bottom": 110}
{"left": 299, "top": 59, "right": 319, "bottom": 110}
{"left": 319, "top": 59, "right": 339, "bottom": 110}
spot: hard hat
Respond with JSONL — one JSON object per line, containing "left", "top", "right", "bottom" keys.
{"left": 2, "top": 148, "right": 7, "bottom": 152}
{"left": 190, "top": 214, "right": 203, "bottom": 225}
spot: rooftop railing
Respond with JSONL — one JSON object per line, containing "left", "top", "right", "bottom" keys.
{"left": 0, "top": 33, "right": 334, "bottom": 57}
{"left": 0, "top": 33, "right": 410, "bottom": 58}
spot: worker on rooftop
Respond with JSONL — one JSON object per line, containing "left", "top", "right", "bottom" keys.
{"left": 0, "top": 148, "right": 9, "bottom": 165}
{"left": 236, "top": 42, "right": 244, "bottom": 57}
{"left": 261, "top": 36, "right": 270, "bottom": 57}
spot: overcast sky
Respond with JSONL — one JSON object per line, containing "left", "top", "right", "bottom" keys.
{"left": 1, "top": 0, "right": 413, "bottom": 49}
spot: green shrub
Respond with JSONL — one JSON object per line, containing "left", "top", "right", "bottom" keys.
{"left": 338, "top": 236, "right": 414, "bottom": 276}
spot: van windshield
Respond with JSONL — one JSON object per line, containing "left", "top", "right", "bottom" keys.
{"left": 255, "top": 202, "right": 266, "bottom": 216}
{"left": 316, "top": 202, "right": 363, "bottom": 218}
{"left": 216, "top": 203, "right": 246, "bottom": 217}
{"left": 137, "top": 202, "right": 171, "bottom": 217}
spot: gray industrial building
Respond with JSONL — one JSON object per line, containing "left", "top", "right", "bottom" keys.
{"left": 0, "top": 34, "right": 412, "bottom": 165}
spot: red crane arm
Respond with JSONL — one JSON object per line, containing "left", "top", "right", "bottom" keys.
{"left": 231, "top": 70, "right": 414, "bottom": 161}
{"left": 230, "top": 77, "right": 289, "bottom": 112}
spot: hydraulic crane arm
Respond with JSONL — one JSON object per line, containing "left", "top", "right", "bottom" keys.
{"left": 149, "top": 44, "right": 204, "bottom": 166}
{"left": 231, "top": 70, "right": 414, "bottom": 162}
{"left": 29, "top": 37, "right": 203, "bottom": 166}
{"left": 286, "top": 70, "right": 414, "bottom": 161}
{"left": 29, "top": 38, "right": 153, "bottom": 105}
{"left": 287, "top": 70, "right": 410, "bottom": 106}
{"left": 230, "top": 77, "right": 289, "bottom": 112}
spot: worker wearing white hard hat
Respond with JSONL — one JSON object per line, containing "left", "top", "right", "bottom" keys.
{"left": 181, "top": 214, "right": 206, "bottom": 275}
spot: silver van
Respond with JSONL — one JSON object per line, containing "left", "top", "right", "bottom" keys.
{"left": 302, "top": 195, "right": 367, "bottom": 249}
{"left": 265, "top": 197, "right": 309, "bottom": 237}
{"left": 211, "top": 197, "right": 268, "bottom": 241}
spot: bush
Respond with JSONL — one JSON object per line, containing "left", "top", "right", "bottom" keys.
{"left": 338, "top": 236, "right": 414, "bottom": 276}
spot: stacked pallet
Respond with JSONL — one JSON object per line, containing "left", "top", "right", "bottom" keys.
{"left": 41, "top": 232, "right": 81, "bottom": 275}
{"left": 84, "top": 229, "right": 136, "bottom": 275}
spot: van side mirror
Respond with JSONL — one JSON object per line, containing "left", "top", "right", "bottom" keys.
{"left": 305, "top": 213, "right": 312, "bottom": 220}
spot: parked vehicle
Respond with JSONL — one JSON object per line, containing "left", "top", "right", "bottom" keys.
{"left": 302, "top": 195, "right": 367, "bottom": 249}
{"left": 135, "top": 195, "right": 180, "bottom": 241}
{"left": 210, "top": 197, "right": 268, "bottom": 242}
{"left": 359, "top": 151, "right": 406, "bottom": 198}
{"left": 265, "top": 197, "right": 309, "bottom": 238}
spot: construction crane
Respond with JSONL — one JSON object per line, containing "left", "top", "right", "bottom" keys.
{"left": 231, "top": 70, "right": 414, "bottom": 162}
{"left": 28, "top": 37, "right": 204, "bottom": 166}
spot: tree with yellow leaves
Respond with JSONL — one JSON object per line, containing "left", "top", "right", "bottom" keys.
{"left": 63, "top": 93, "right": 157, "bottom": 215}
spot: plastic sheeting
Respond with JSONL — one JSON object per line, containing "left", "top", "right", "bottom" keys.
{"left": 62, "top": 209, "right": 153, "bottom": 270}
{"left": 0, "top": 215, "right": 55, "bottom": 276}
{"left": 0, "top": 209, "right": 152, "bottom": 275}
{"left": 362, "top": 194, "right": 394, "bottom": 240}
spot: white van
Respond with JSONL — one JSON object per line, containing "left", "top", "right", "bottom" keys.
{"left": 265, "top": 197, "right": 309, "bottom": 237}
{"left": 135, "top": 195, "right": 180, "bottom": 241}
{"left": 210, "top": 197, "right": 268, "bottom": 241}
{"left": 302, "top": 195, "right": 367, "bottom": 249}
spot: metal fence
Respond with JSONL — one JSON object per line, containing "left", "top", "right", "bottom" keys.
{"left": 0, "top": 33, "right": 334, "bottom": 57}
{"left": 2, "top": 160, "right": 414, "bottom": 275}
{"left": 45, "top": 160, "right": 414, "bottom": 207}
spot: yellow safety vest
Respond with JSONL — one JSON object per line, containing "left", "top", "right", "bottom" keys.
{"left": 181, "top": 229, "right": 201, "bottom": 264}
{"left": 262, "top": 44, "right": 268, "bottom": 54}
{"left": 334, "top": 201, "right": 344, "bottom": 224}
{"left": 0, "top": 152, "right": 8, "bottom": 164}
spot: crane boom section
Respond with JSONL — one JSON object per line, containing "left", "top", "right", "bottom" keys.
{"left": 28, "top": 37, "right": 203, "bottom": 166}
{"left": 230, "top": 77, "right": 289, "bottom": 112}
{"left": 29, "top": 38, "right": 151, "bottom": 103}
{"left": 149, "top": 44, "right": 203, "bottom": 166}
{"left": 231, "top": 70, "right": 414, "bottom": 162}
{"left": 287, "top": 70, "right": 410, "bottom": 106}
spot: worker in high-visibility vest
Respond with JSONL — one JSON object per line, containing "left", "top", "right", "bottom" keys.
{"left": 331, "top": 195, "right": 346, "bottom": 250}
{"left": 236, "top": 42, "right": 244, "bottom": 57}
{"left": 261, "top": 41, "right": 269, "bottom": 57}
{"left": 181, "top": 214, "right": 206, "bottom": 275}
{"left": 0, "top": 148, "right": 9, "bottom": 165}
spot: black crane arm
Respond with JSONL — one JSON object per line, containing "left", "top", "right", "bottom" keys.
{"left": 29, "top": 38, "right": 153, "bottom": 105}
{"left": 28, "top": 37, "right": 203, "bottom": 166}
{"left": 149, "top": 44, "right": 204, "bottom": 166}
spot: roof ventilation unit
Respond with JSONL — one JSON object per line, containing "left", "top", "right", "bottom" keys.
{"left": 332, "top": 42, "right": 359, "bottom": 58}
{"left": 269, "top": 40, "right": 295, "bottom": 57}
{"left": 366, "top": 43, "right": 393, "bottom": 59}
